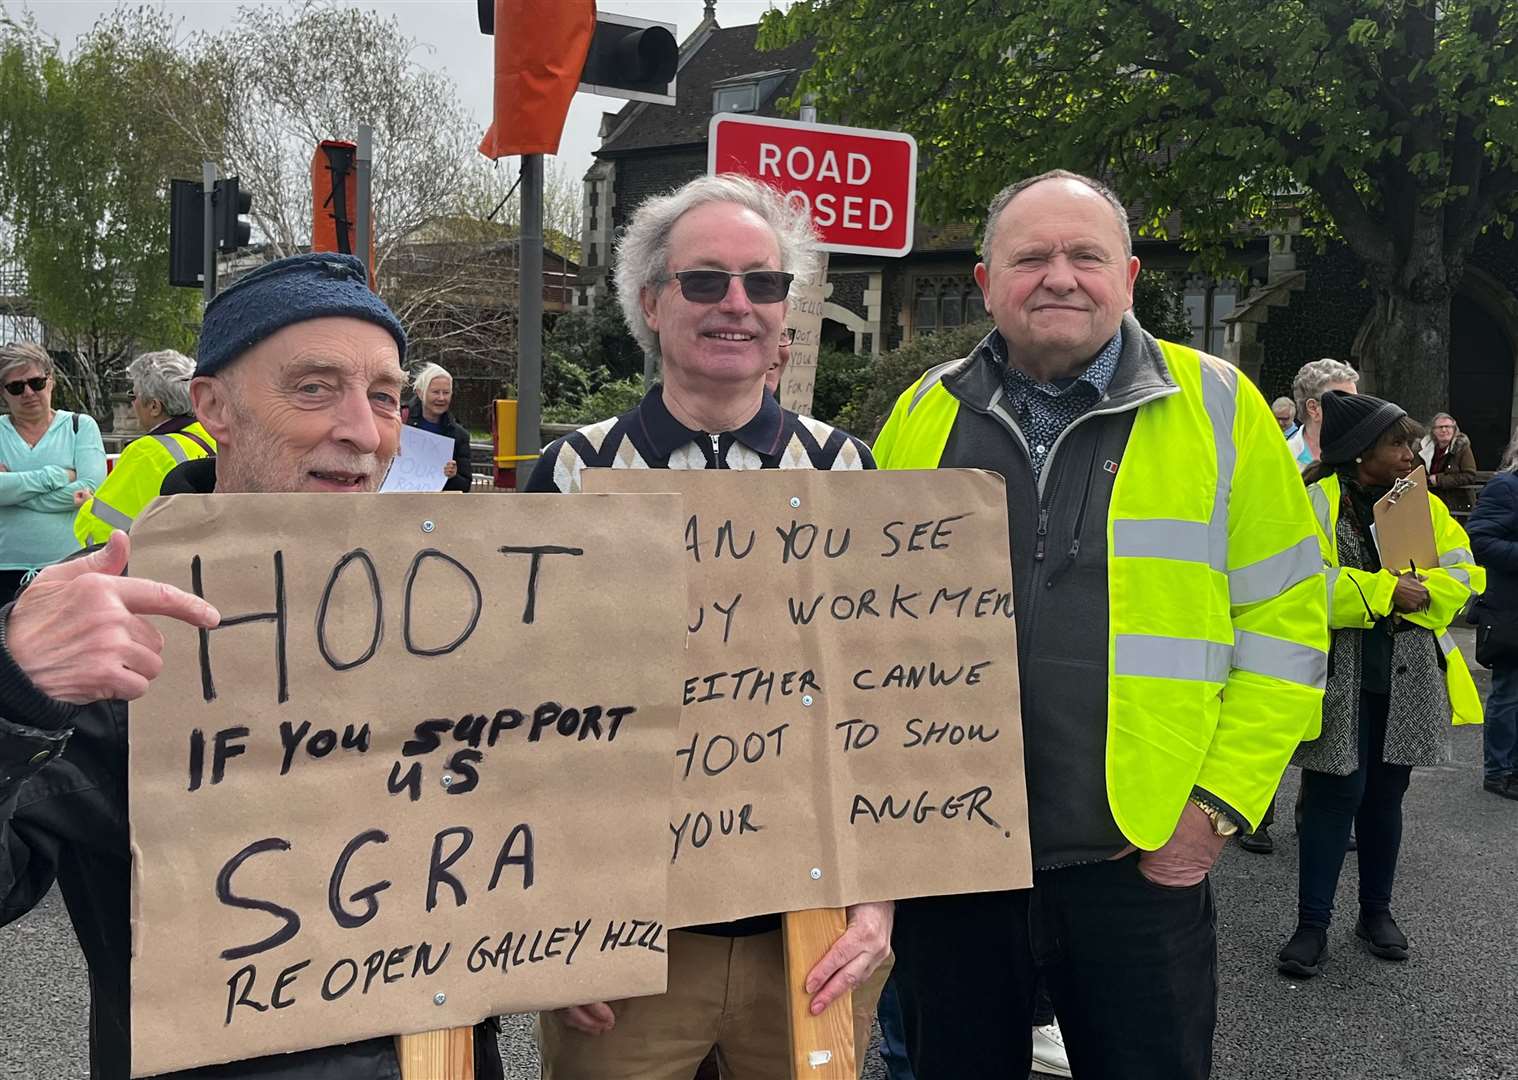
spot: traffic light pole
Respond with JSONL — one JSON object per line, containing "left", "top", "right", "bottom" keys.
{"left": 202, "top": 160, "right": 218, "bottom": 302}
{"left": 518, "top": 154, "right": 544, "bottom": 469}
{"left": 355, "top": 125, "right": 372, "bottom": 281}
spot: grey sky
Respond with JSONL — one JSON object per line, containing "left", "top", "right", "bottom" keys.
{"left": 18, "top": 1, "right": 793, "bottom": 184}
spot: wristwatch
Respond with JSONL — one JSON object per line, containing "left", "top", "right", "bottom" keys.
{"left": 1190, "top": 795, "right": 1240, "bottom": 838}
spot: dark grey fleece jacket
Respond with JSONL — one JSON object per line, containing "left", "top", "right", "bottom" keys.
{"left": 923, "top": 313, "right": 1179, "bottom": 867}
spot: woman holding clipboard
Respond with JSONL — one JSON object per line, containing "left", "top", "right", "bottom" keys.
{"left": 1277, "top": 391, "right": 1484, "bottom": 979}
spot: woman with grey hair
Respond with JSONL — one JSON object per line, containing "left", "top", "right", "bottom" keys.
{"left": 74, "top": 349, "right": 216, "bottom": 545}
{"left": 403, "top": 362, "right": 472, "bottom": 492}
{"left": 0, "top": 342, "right": 106, "bottom": 601}
{"left": 1418, "top": 412, "right": 1478, "bottom": 513}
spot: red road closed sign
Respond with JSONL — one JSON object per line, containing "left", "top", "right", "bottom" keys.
{"left": 708, "top": 113, "right": 917, "bottom": 257}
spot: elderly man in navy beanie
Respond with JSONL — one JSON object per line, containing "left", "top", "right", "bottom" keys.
{"left": 0, "top": 254, "right": 506, "bottom": 1078}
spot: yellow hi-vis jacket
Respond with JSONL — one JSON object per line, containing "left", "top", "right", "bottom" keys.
{"left": 1308, "top": 472, "right": 1484, "bottom": 725}
{"left": 73, "top": 422, "right": 216, "bottom": 546}
{"left": 874, "top": 336, "right": 1328, "bottom": 847}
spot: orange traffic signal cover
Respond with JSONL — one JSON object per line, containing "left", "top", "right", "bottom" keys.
{"left": 479, "top": 0, "right": 595, "bottom": 159}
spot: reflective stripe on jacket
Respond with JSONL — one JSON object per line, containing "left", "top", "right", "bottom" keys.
{"left": 1308, "top": 472, "right": 1485, "bottom": 725}
{"left": 73, "top": 422, "right": 216, "bottom": 546}
{"left": 874, "top": 336, "right": 1327, "bottom": 847}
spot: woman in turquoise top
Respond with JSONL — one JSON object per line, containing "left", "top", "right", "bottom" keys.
{"left": 0, "top": 342, "right": 106, "bottom": 603}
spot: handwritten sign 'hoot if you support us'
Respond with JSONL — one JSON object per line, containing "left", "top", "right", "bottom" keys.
{"left": 126, "top": 493, "right": 686, "bottom": 1076}
{"left": 585, "top": 469, "right": 1032, "bottom": 926}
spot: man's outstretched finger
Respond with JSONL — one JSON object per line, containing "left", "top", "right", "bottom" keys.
{"left": 112, "top": 577, "right": 220, "bottom": 628}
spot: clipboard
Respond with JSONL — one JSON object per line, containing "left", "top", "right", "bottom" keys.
{"left": 1373, "top": 465, "right": 1438, "bottom": 571}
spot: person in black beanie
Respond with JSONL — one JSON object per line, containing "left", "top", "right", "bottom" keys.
{"left": 1278, "top": 391, "right": 1485, "bottom": 978}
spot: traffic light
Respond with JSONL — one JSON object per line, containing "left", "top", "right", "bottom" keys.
{"left": 214, "top": 177, "right": 252, "bottom": 252}
{"left": 476, "top": 3, "right": 675, "bottom": 160}
{"left": 168, "top": 178, "right": 204, "bottom": 288}
{"left": 577, "top": 12, "right": 677, "bottom": 103}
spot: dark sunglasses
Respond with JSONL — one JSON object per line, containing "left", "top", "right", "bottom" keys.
{"left": 3, "top": 376, "right": 48, "bottom": 396}
{"left": 669, "top": 269, "right": 794, "bottom": 304}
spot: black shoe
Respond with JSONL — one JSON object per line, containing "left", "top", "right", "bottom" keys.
{"left": 1238, "top": 827, "right": 1274, "bottom": 854}
{"left": 1484, "top": 775, "right": 1518, "bottom": 801}
{"left": 1356, "top": 911, "right": 1409, "bottom": 961}
{"left": 1277, "top": 926, "right": 1328, "bottom": 978}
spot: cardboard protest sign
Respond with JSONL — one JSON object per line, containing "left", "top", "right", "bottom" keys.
{"left": 781, "top": 258, "right": 828, "bottom": 416}
{"left": 127, "top": 493, "right": 686, "bottom": 1076}
{"left": 381, "top": 425, "right": 457, "bottom": 491}
{"left": 584, "top": 469, "right": 1030, "bottom": 927}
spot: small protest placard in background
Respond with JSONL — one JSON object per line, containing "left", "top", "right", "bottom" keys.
{"left": 585, "top": 469, "right": 1031, "bottom": 928}
{"left": 127, "top": 492, "right": 686, "bottom": 1075}
{"left": 781, "top": 258, "right": 828, "bottom": 417}
{"left": 380, "top": 425, "right": 456, "bottom": 492}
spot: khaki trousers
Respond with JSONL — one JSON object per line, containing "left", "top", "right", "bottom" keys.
{"left": 538, "top": 929, "right": 890, "bottom": 1080}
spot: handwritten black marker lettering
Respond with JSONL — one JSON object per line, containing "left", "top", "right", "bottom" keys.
{"left": 211, "top": 726, "right": 249, "bottom": 786}
{"left": 487, "top": 823, "right": 535, "bottom": 891}
{"left": 187, "top": 728, "right": 205, "bottom": 791}
{"left": 315, "top": 549, "right": 383, "bottom": 672}
{"left": 194, "top": 551, "right": 287, "bottom": 703}
{"left": 412, "top": 940, "right": 451, "bottom": 977}
{"left": 321, "top": 957, "right": 358, "bottom": 1002}
{"left": 497, "top": 545, "right": 585, "bottom": 624}
{"left": 836, "top": 718, "right": 880, "bottom": 751}
{"left": 216, "top": 838, "right": 300, "bottom": 960}
{"left": 328, "top": 829, "right": 391, "bottom": 929}
{"left": 223, "top": 965, "right": 267, "bottom": 1025}
{"left": 271, "top": 959, "right": 309, "bottom": 1010}
{"left": 445, "top": 748, "right": 482, "bottom": 794}
{"left": 387, "top": 760, "right": 422, "bottom": 802}
{"left": 403, "top": 548, "right": 483, "bottom": 656}
{"left": 425, "top": 827, "right": 473, "bottom": 912}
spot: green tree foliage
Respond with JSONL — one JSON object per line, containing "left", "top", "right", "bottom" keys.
{"left": 811, "top": 344, "right": 872, "bottom": 424}
{"left": 544, "top": 295, "right": 645, "bottom": 384}
{"left": 834, "top": 321, "right": 994, "bottom": 441}
{"left": 0, "top": 9, "right": 210, "bottom": 413}
{"left": 764, "top": 1, "right": 1518, "bottom": 422}
{"left": 541, "top": 376, "right": 646, "bottom": 426}
{"left": 1132, "top": 270, "right": 1194, "bottom": 345}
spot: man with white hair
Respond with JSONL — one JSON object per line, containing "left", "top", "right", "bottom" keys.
{"left": 74, "top": 349, "right": 216, "bottom": 544}
{"left": 1288, "top": 358, "right": 1359, "bottom": 471}
{"left": 527, "top": 174, "right": 891, "bottom": 1079}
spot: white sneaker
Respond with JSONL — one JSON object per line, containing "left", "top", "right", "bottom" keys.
{"left": 1031, "top": 1021, "right": 1073, "bottom": 1077}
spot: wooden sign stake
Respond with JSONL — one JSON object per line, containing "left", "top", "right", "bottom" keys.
{"left": 396, "top": 1027, "right": 474, "bottom": 1079}
{"left": 783, "top": 908, "right": 855, "bottom": 1080}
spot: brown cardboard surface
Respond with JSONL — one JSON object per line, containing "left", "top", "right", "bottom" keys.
{"left": 1373, "top": 466, "right": 1439, "bottom": 571}
{"left": 781, "top": 257, "right": 828, "bottom": 416}
{"left": 127, "top": 493, "right": 686, "bottom": 1076}
{"left": 584, "top": 469, "right": 1031, "bottom": 927}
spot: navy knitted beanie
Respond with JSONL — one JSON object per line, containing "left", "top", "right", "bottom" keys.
{"left": 195, "top": 253, "right": 407, "bottom": 377}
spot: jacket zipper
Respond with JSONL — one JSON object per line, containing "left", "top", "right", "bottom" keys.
{"left": 709, "top": 433, "right": 723, "bottom": 469}
{"left": 1045, "top": 436, "right": 1103, "bottom": 590}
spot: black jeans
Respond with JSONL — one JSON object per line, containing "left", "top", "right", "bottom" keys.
{"left": 891, "top": 853, "right": 1217, "bottom": 1079}
{"left": 1297, "top": 690, "right": 1412, "bottom": 927}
